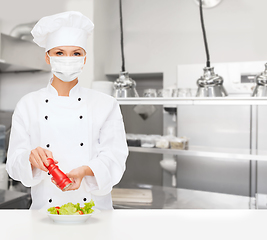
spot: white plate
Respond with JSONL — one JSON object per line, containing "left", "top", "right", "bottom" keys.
{"left": 47, "top": 210, "right": 96, "bottom": 224}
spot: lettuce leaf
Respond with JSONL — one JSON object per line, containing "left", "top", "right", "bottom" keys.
{"left": 83, "top": 200, "right": 95, "bottom": 214}
{"left": 74, "top": 203, "right": 81, "bottom": 211}
{"left": 47, "top": 207, "right": 58, "bottom": 215}
{"left": 58, "top": 202, "right": 77, "bottom": 215}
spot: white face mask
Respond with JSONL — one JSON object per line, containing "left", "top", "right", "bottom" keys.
{"left": 48, "top": 54, "right": 86, "bottom": 82}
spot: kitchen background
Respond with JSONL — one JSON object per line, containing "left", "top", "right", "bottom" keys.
{"left": 1, "top": 0, "right": 267, "bottom": 209}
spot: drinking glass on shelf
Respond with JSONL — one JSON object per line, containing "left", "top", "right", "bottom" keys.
{"left": 186, "top": 89, "right": 192, "bottom": 97}
{"left": 177, "top": 88, "right": 192, "bottom": 97}
{"left": 172, "top": 89, "right": 179, "bottom": 97}
{"left": 157, "top": 89, "right": 172, "bottom": 97}
{"left": 143, "top": 89, "right": 157, "bottom": 97}
{"left": 157, "top": 89, "right": 163, "bottom": 97}
{"left": 190, "top": 88, "right": 197, "bottom": 97}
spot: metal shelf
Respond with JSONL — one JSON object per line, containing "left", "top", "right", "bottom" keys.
{"left": 128, "top": 146, "right": 267, "bottom": 162}
{"left": 117, "top": 97, "right": 267, "bottom": 106}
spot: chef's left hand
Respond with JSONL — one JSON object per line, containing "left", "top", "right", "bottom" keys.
{"left": 65, "top": 166, "right": 87, "bottom": 191}
{"left": 51, "top": 165, "right": 94, "bottom": 191}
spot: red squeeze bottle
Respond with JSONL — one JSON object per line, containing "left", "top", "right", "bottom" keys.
{"left": 45, "top": 158, "right": 73, "bottom": 191}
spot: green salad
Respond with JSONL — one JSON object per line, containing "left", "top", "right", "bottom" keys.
{"left": 47, "top": 200, "right": 95, "bottom": 215}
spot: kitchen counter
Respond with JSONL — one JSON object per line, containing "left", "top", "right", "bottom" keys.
{"left": 113, "top": 186, "right": 254, "bottom": 209}
{"left": 0, "top": 209, "right": 266, "bottom": 240}
{"left": 0, "top": 189, "right": 30, "bottom": 209}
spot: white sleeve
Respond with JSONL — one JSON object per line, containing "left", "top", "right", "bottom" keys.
{"left": 6, "top": 104, "right": 43, "bottom": 187}
{"left": 84, "top": 100, "right": 129, "bottom": 196}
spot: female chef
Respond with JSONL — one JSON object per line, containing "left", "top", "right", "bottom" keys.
{"left": 6, "top": 11, "right": 128, "bottom": 210}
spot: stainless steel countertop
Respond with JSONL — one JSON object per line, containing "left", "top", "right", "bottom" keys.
{"left": 0, "top": 189, "right": 30, "bottom": 208}
{"left": 113, "top": 186, "right": 254, "bottom": 209}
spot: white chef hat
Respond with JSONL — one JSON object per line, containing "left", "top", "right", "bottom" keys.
{"left": 31, "top": 11, "right": 94, "bottom": 52}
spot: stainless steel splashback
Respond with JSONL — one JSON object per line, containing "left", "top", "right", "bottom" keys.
{"left": 0, "top": 33, "right": 50, "bottom": 72}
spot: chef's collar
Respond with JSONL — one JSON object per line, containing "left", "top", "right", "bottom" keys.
{"left": 46, "top": 78, "right": 81, "bottom": 98}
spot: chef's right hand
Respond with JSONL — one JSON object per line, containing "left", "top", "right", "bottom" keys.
{"left": 29, "top": 147, "right": 57, "bottom": 172}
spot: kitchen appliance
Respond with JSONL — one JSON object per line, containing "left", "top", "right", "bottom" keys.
{"left": 112, "top": 0, "right": 138, "bottom": 98}
{"left": 252, "top": 63, "right": 267, "bottom": 97}
{"left": 196, "top": 67, "right": 227, "bottom": 97}
{"left": 113, "top": 71, "right": 139, "bottom": 98}
{"left": 195, "top": 0, "right": 227, "bottom": 97}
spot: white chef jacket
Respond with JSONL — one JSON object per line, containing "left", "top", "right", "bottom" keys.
{"left": 6, "top": 80, "right": 128, "bottom": 210}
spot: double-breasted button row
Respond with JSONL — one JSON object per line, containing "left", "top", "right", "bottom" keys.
{"left": 45, "top": 115, "right": 83, "bottom": 120}
{"left": 44, "top": 97, "right": 82, "bottom": 103}
{"left": 45, "top": 142, "right": 84, "bottom": 148}
{"left": 48, "top": 198, "right": 87, "bottom": 203}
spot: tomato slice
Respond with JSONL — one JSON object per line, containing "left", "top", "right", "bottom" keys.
{"left": 55, "top": 206, "right": 60, "bottom": 214}
{"left": 78, "top": 210, "right": 84, "bottom": 215}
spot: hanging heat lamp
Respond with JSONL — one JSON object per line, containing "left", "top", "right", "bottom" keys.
{"left": 113, "top": 0, "right": 139, "bottom": 98}
{"left": 194, "top": 0, "right": 222, "bottom": 8}
{"left": 252, "top": 63, "right": 267, "bottom": 97}
{"left": 195, "top": 0, "right": 227, "bottom": 97}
